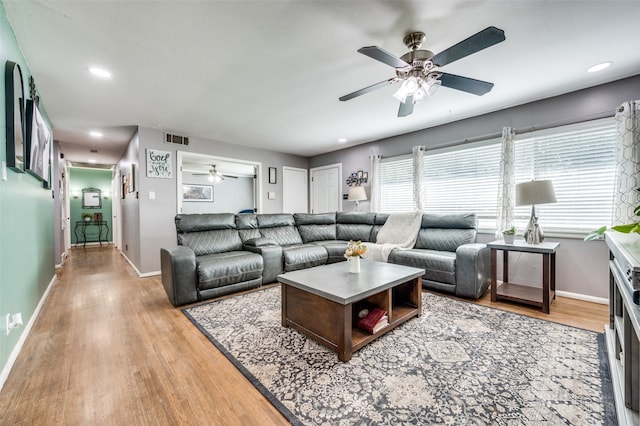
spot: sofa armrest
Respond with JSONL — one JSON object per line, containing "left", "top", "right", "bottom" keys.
{"left": 161, "top": 246, "right": 198, "bottom": 306}
{"left": 244, "top": 237, "right": 277, "bottom": 247}
{"left": 455, "top": 243, "right": 491, "bottom": 299}
{"left": 244, "top": 245, "right": 283, "bottom": 284}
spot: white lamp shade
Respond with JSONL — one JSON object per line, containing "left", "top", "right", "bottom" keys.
{"left": 515, "top": 180, "right": 557, "bottom": 206}
{"left": 348, "top": 186, "right": 367, "bottom": 201}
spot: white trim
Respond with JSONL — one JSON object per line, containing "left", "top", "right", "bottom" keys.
{"left": 0, "top": 274, "right": 57, "bottom": 393}
{"left": 139, "top": 271, "right": 161, "bottom": 278}
{"left": 556, "top": 290, "right": 608, "bottom": 305}
{"left": 121, "top": 251, "right": 141, "bottom": 275}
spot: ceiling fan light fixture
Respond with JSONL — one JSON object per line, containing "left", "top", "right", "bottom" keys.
{"left": 393, "top": 76, "right": 420, "bottom": 103}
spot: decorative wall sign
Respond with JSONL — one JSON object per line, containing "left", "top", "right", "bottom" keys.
{"left": 346, "top": 170, "right": 368, "bottom": 186}
{"left": 146, "top": 149, "right": 172, "bottom": 178}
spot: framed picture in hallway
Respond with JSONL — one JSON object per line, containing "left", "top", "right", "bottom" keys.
{"left": 183, "top": 184, "right": 213, "bottom": 202}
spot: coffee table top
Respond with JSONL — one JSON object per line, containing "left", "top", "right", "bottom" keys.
{"left": 277, "top": 260, "right": 424, "bottom": 304}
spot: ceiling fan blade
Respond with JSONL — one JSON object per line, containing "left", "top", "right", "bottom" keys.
{"left": 431, "top": 26, "right": 505, "bottom": 67}
{"left": 358, "top": 46, "right": 410, "bottom": 69}
{"left": 397, "top": 96, "right": 414, "bottom": 117}
{"left": 438, "top": 73, "right": 494, "bottom": 96}
{"left": 339, "top": 78, "right": 398, "bottom": 102}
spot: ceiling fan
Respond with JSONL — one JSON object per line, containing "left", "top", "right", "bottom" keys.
{"left": 339, "top": 26, "right": 506, "bottom": 117}
{"left": 192, "top": 165, "right": 238, "bottom": 183}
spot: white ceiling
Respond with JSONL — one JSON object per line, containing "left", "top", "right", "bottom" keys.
{"left": 4, "top": 1, "right": 640, "bottom": 166}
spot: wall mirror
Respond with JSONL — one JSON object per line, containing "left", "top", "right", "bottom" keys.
{"left": 4, "top": 61, "right": 25, "bottom": 171}
{"left": 82, "top": 187, "right": 102, "bottom": 209}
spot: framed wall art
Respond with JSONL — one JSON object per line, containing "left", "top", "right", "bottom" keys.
{"left": 25, "top": 99, "right": 52, "bottom": 183}
{"left": 4, "top": 61, "right": 26, "bottom": 172}
{"left": 183, "top": 184, "right": 213, "bottom": 202}
{"left": 268, "top": 167, "right": 277, "bottom": 184}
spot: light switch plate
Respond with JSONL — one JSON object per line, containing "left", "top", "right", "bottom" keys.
{"left": 268, "top": 191, "right": 275, "bottom": 200}
{"left": 149, "top": 191, "right": 155, "bottom": 200}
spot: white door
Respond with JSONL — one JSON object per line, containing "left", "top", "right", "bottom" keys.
{"left": 282, "top": 167, "right": 308, "bottom": 213}
{"left": 310, "top": 164, "right": 342, "bottom": 213}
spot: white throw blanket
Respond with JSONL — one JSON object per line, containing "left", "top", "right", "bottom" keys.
{"left": 363, "top": 211, "right": 423, "bottom": 262}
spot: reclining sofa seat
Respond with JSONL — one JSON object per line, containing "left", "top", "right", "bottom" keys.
{"left": 295, "top": 212, "right": 376, "bottom": 263}
{"left": 387, "top": 213, "right": 490, "bottom": 299}
{"left": 160, "top": 213, "right": 263, "bottom": 306}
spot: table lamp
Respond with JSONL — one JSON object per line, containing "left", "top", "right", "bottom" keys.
{"left": 348, "top": 186, "right": 367, "bottom": 212}
{"left": 515, "top": 180, "right": 557, "bottom": 244}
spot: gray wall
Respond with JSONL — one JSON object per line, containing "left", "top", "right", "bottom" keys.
{"left": 130, "top": 126, "right": 308, "bottom": 274}
{"left": 119, "top": 132, "right": 141, "bottom": 268}
{"left": 308, "top": 74, "right": 640, "bottom": 300}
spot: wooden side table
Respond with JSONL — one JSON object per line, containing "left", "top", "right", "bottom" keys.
{"left": 488, "top": 239, "right": 559, "bottom": 314}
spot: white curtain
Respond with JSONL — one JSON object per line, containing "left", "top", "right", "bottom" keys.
{"left": 412, "top": 146, "right": 425, "bottom": 211}
{"left": 495, "top": 127, "right": 516, "bottom": 237}
{"left": 369, "top": 155, "right": 381, "bottom": 212}
{"left": 613, "top": 100, "right": 640, "bottom": 225}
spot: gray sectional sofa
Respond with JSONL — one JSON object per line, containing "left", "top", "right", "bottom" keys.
{"left": 160, "top": 211, "right": 490, "bottom": 306}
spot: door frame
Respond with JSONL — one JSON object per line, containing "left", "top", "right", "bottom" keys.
{"left": 309, "top": 163, "right": 342, "bottom": 213}
{"left": 176, "top": 151, "right": 262, "bottom": 214}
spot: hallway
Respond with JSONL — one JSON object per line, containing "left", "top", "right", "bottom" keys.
{"left": 0, "top": 247, "right": 286, "bottom": 425}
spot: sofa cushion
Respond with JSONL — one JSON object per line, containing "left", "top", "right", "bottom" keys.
{"left": 178, "top": 229, "right": 243, "bottom": 256}
{"left": 294, "top": 212, "right": 336, "bottom": 225}
{"left": 282, "top": 244, "right": 328, "bottom": 272}
{"left": 236, "top": 214, "right": 261, "bottom": 242}
{"left": 414, "top": 213, "right": 477, "bottom": 252}
{"left": 312, "top": 240, "right": 349, "bottom": 263}
{"left": 294, "top": 213, "right": 337, "bottom": 243}
{"left": 388, "top": 249, "right": 456, "bottom": 285}
{"left": 176, "top": 213, "right": 236, "bottom": 232}
{"left": 336, "top": 212, "right": 376, "bottom": 242}
{"left": 197, "top": 251, "right": 263, "bottom": 291}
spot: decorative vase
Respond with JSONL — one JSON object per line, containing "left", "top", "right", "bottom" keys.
{"left": 503, "top": 233, "right": 515, "bottom": 244}
{"left": 348, "top": 256, "right": 361, "bottom": 273}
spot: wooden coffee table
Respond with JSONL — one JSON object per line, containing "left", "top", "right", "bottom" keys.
{"left": 277, "top": 260, "right": 424, "bottom": 362}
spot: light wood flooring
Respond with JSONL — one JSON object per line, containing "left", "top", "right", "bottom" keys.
{"left": 0, "top": 246, "right": 608, "bottom": 425}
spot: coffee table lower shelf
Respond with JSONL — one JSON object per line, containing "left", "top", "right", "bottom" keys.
{"left": 281, "top": 278, "right": 421, "bottom": 362}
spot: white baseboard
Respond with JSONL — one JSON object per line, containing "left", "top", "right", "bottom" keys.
{"left": 0, "top": 274, "right": 57, "bottom": 393}
{"left": 120, "top": 252, "right": 159, "bottom": 277}
{"left": 556, "top": 290, "right": 609, "bottom": 305}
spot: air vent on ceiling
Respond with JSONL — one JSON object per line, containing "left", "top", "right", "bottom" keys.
{"left": 165, "top": 132, "right": 189, "bottom": 146}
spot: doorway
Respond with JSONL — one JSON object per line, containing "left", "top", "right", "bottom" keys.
{"left": 282, "top": 167, "right": 308, "bottom": 213}
{"left": 177, "top": 152, "right": 262, "bottom": 214}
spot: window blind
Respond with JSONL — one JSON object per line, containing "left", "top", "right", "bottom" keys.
{"left": 513, "top": 119, "right": 616, "bottom": 235}
{"left": 379, "top": 155, "right": 413, "bottom": 213}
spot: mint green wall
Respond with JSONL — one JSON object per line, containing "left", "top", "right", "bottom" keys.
{"left": 69, "top": 168, "right": 113, "bottom": 244}
{"left": 0, "top": 4, "right": 55, "bottom": 376}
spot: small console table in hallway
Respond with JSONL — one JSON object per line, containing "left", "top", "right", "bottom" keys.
{"left": 487, "top": 239, "right": 559, "bottom": 314}
{"left": 74, "top": 221, "right": 109, "bottom": 248}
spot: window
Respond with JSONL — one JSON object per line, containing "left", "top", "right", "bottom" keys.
{"left": 379, "top": 155, "right": 413, "bottom": 213}
{"left": 422, "top": 141, "right": 501, "bottom": 229}
{"left": 513, "top": 119, "right": 616, "bottom": 235}
{"left": 377, "top": 118, "right": 617, "bottom": 236}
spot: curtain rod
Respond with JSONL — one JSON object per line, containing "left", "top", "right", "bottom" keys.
{"left": 430, "top": 109, "right": 614, "bottom": 151}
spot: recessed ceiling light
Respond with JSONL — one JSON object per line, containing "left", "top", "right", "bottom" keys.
{"left": 87, "top": 159, "right": 96, "bottom": 164}
{"left": 88, "top": 67, "right": 112, "bottom": 79}
{"left": 587, "top": 62, "right": 612, "bottom": 73}
{"left": 338, "top": 138, "right": 347, "bottom": 143}
{"left": 89, "top": 131, "right": 103, "bottom": 138}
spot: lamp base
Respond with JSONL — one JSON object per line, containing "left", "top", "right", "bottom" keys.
{"left": 523, "top": 205, "right": 544, "bottom": 244}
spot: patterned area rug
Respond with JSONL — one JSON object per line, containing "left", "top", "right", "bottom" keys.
{"left": 184, "top": 287, "right": 616, "bottom": 425}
